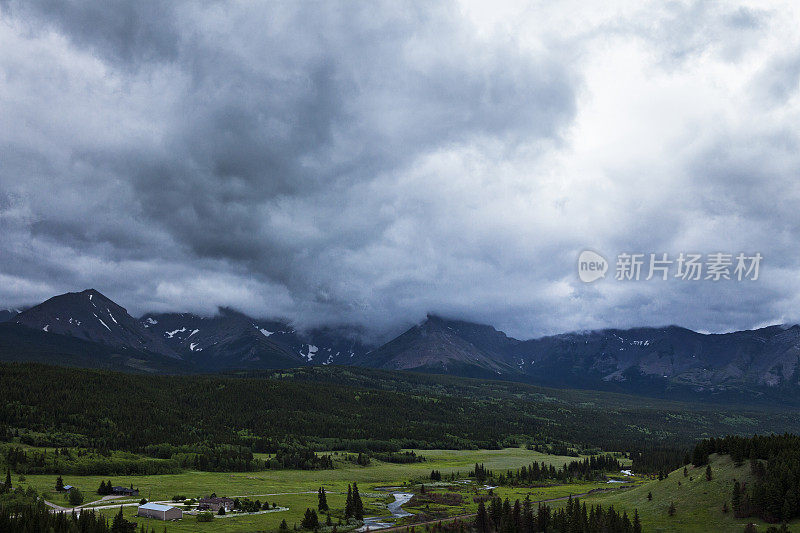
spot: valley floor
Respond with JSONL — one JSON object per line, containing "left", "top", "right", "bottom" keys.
{"left": 9, "top": 448, "right": 788, "bottom": 532}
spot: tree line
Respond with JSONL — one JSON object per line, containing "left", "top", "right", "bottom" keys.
{"left": 469, "top": 455, "right": 623, "bottom": 486}
{"left": 445, "top": 495, "right": 643, "bottom": 533}
{"left": 694, "top": 434, "right": 800, "bottom": 524}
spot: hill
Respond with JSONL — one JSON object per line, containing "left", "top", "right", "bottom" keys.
{"left": 3, "top": 363, "right": 800, "bottom": 454}
{"left": 583, "top": 454, "right": 785, "bottom": 532}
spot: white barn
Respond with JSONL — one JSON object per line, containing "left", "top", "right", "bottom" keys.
{"left": 137, "top": 502, "right": 182, "bottom": 521}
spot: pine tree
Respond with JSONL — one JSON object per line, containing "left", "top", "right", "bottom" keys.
{"left": 633, "top": 509, "right": 642, "bottom": 533}
{"left": 475, "top": 501, "right": 490, "bottom": 533}
{"left": 55, "top": 475, "right": 64, "bottom": 492}
{"left": 706, "top": 464, "right": 713, "bottom": 481}
{"left": 301, "top": 508, "right": 319, "bottom": 530}
{"left": 111, "top": 505, "right": 135, "bottom": 533}
{"left": 344, "top": 484, "right": 353, "bottom": 519}
{"left": 352, "top": 482, "right": 364, "bottom": 520}
{"left": 4, "top": 469, "right": 10, "bottom": 491}
{"left": 279, "top": 519, "right": 289, "bottom": 531}
{"left": 647, "top": 491, "right": 652, "bottom": 501}
{"left": 683, "top": 466, "right": 688, "bottom": 477}
{"left": 668, "top": 501, "right": 676, "bottom": 516}
{"left": 318, "top": 487, "right": 328, "bottom": 512}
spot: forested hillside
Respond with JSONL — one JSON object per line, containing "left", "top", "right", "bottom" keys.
{"left": 3, "top": 363, "right": 800, "bottom": 457}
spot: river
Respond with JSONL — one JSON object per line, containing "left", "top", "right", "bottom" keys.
{"left": 358, "top": 492, "right": 414, "bottom": 531}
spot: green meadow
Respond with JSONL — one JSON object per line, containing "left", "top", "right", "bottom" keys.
{"left": 12, "top": 447, "right": 626, "bottom": 532}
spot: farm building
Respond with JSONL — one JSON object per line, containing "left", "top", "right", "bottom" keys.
{"left": 137, "top": 502, "right": 182, "bottom": 521}
{"left": 62, "top": 485, "right": 75, "bottom": 492}
{"left": 198, "top": 496, "right": 234, "bottom": 512}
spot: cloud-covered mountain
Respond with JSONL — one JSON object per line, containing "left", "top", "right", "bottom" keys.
{"left": 508, "top": 325, "right": 800, "bottom": 395}
{"left": 0, "top": 309, "right": 22, "bottom": 323}
{"left": 5, "top": 290, "right": 800, "bottom": 401}
{"left": 140, "top": 308, "right": 372, "bottom": 370}
{"left": 358, "top": 315, "right": 519, "bottom": 378}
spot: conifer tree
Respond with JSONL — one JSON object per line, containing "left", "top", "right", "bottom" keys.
{"left": 344, "top": 484, "right": 353, "bottom": 519}
{"left": 4, "top": 469, "right": 11, "bottom": 491}
{"left": 318, "top": 487, "right": 328, "bottom": 512}
{"left": 301, "top": 508, "right": 319, "bottom": 530}
{"left": 55, "top": 475, "right": 64, "bottom": 492}
{"left": 732, "top": 479, "right": 741, "bottom": 514}
{"left": 633, "top": 509, "right": 642, "bottom": 533}
{"left": 475, "top": 500, "right": 489, "bottom": 533}
{"left": 352, "top": 482, "right": 364, "bottom": 520}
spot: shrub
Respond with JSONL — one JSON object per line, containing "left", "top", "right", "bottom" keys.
{"left": 67, "top": 488, "right": 84, "bottom": 506}
{"left": 197, "top": 512, "right": 213, "bottom": 522}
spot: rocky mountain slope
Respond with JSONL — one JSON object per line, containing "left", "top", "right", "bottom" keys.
{"left": 358, "top": 315, "right": 518, "bottom": 377}
{"left": 4, "top": 289, "right": 800, "bottom": 399}
{"left": 0, "top": 309, "right": 21, "bottom": 323}
{"left": 13, "top": 289, "right": 179, "bottom": 358}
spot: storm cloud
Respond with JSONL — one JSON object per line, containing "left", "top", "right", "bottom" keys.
{"left": 1, "top": 1, "right": 799, "bottom": 340}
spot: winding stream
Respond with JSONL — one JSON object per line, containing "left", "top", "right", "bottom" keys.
{"left": 359, "top": 492, "right": 414, "bottom": 531}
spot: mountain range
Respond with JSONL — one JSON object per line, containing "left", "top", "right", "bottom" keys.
{"left": 3, "top": 288, "right": 800, "bottom": 402}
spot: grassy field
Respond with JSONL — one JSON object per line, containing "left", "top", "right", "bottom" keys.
{"left": 12, "top": 447, "right": 619, "bottom": 532}
{"left": 25, "top": 445, "right": 789, "bottom": 532}
{"left": 16, "top": 447, "right": 596, "bottom": 500}
{"left": 580, "top": 453, "right": 798, "bottom": 532}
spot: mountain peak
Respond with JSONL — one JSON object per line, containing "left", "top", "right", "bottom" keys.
{"left": 14, "top": 289, "right": 178, "bottom": 358}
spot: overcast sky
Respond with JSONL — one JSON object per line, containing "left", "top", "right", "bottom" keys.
{"left": 1, "top": 1, "right": 799, "bottom": 339}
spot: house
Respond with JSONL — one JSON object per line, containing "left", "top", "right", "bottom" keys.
{"left": 62, "top": 485, "right": 75, "bottom": 492}
{"left": 137, "top": 502, "right": 182, "bottom": 521}
{"left": 112, "top": 486, "right": 139, "bottom": 496}
{"left": 198, "top": 496, "right": 235, "bottom": 512}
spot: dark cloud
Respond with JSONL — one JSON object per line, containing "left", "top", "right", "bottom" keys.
{"left": 3, "top": 0, "right": 182, "bottom": 66}
{"left": 1, "top": 1, "right": 799, "bottom": 339}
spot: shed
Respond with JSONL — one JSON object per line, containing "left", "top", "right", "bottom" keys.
{"left": 137, "top": 502, "right": 182, "bottom": 521}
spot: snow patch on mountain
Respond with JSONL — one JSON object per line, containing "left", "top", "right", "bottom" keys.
{"left": 165, "top": 327, "right": 187, "bottom": 338}
{"left": 301, "top": 344, "right": 318, "bottom": 361}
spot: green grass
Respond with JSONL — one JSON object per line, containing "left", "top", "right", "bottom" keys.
{"left": 581, "top": 454, "right": 797, "bottom": 532}
{"left": 14, "top": 447, "right": 588, "bottom": 502}
{"left": 12, "top": 447, "right": 614, "bottom": 532}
